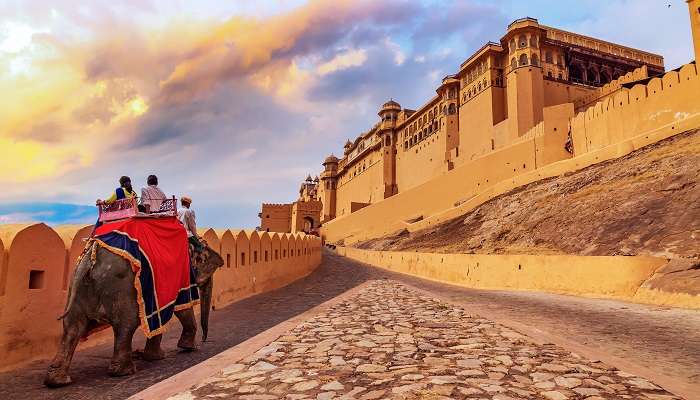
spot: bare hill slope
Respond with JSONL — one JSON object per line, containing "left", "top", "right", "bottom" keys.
{"left": 356, "top": 129, "right": 700, "bottom": 260}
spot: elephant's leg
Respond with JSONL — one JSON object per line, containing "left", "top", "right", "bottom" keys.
{"left": 108, "top": 323, "right": 138, "bottom": 377}
{"left": 44, "top": 316, "right": 88, "bottom": 387}
{"left": 175, "top": 307, "right": 197, "bottom": 351}
{"left": 142, "top": 334, "right": 165, "bottom": 361}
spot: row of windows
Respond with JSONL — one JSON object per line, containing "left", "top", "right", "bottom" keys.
{"left": 508, "top": 34, "right": 539, "bottom": 53}
{"left": 338, "top": 156, "right": 379, "bottom": 185}
{"left": 381, "top": 113, "right": 397, "bottom": 122}
{"left": 510, "top": 53, "right": 540, "bottom": 69}
{"left": 403, "top": 105, "right": 440, "bottom": 137}
{"left": 462, "top": 76, "right": 504, "bottom": 102}
{"left": 404, "top": 120, "right": 440, "bottom": 150}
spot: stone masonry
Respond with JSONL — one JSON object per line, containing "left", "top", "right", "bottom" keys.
{"left": 169, "top": 280, "right": 680, "bottom": 400}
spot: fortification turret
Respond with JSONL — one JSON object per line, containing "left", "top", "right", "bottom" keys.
{"left": 378, "top": 99, "right": 401, "bottom": 129}
{"left": 320, "top": 154, "right": 339, "bottom": 222}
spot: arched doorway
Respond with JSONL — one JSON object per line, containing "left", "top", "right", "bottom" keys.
{"left": 303, "top": 217, "right": 315, "bottom": 233}
{"left": 569, "top": 63, "right": 584, "bottom": 83}
{"left": 587, "top": 66, "right": 599, "bottom": 85}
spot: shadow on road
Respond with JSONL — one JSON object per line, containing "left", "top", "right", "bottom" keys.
{"left": 0, "top": 250, "right": 372, "bottom": 400}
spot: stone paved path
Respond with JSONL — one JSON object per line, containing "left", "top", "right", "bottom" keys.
{"left": 1, "top": 251, "right": 697, "bottom": 399}
{"left": 171, "top": 280, "right": 681, "bottom": 400}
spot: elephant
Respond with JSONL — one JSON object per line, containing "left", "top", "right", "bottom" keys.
{"left": 44, "top": 240, "right": 223, "bottom": 387}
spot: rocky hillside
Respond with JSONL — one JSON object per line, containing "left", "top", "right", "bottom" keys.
{"left": 356, "top": 129, "right": 700, "bottom": 260}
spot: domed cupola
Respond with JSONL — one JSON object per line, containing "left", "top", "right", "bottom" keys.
{"left": 323, "top": 154, "right": 339, "bottom": 165}
{"left": 378, "top": 99, "right": 401, "bottom": 115}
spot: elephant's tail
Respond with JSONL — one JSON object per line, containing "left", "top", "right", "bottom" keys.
{"left": 58, "top": 241, "right": 97, "bottom": 320}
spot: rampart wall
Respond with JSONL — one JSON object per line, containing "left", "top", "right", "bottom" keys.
{"left": 321, "top": 62, "right": 700, "bottom": 245}
{"left": 334, "top": 246, "right": 699, "bottom": 309}
{"left": 0, "top": 224, "right": 322, "bottom": 371}
{"left": 571, "top": 63, "right": 700, "bottom": 155}
{"left": 573, "top": 65, "right": 650, "bottom": 111}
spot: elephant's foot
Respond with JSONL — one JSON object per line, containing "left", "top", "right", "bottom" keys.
{"left": 175, "top": 308, "right": 198, "bottom": 351}
{"left": 177, "top": 331, "right": 197, "bottom": 351}
{"left": 141, "top": 347, "right": 165, "bottom": 361}
{"left": 141, "top": 335, "right": 166, "bottom": 361}
{"left": 44, "top": 367, "right": 72, "bottom": 388}
{"left": 108, "top": 359, "right": 135, "bottom": 377}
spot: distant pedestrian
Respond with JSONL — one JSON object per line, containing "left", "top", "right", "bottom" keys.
{"left": 178, "top": 196, "right": 204, "bottom": 251}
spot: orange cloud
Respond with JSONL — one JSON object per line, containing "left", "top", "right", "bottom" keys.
{"left": 0, "top": 0, "right": 399, "bottom": 186}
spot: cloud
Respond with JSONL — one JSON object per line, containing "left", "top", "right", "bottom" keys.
{"left": 317, "top": 48, "right": 368, "bottom": 75}
{"left": 0, "top": 0, "right": 693, "bottom": 227}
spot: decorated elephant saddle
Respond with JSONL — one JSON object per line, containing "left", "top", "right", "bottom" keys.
{"left": 92, "top": 217, "right": 199, "bottom": 337}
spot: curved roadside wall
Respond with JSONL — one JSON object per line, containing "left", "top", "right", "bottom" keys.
{"left": 335, "top": 246, "right": 700, "bottom": 309}
{"left": 0, "top": 224, "right": 321, "bottom": 371}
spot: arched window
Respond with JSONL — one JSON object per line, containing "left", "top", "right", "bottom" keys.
{"left": 529, "top": 36, "right": 538, "bottom": 48}
{"left": 545, "top": 51, "right": 553, "bottom": 64}
{"left": 531, "top": 54, "right": 539, "bottom": 66}
{"left": 519, "top": 53, "right": 528, "bottom": 66}
{"left": 587, "top": 66, "right": 599, "bottom": 84}
{"left": 569, "top": 63, "right": 583, "bottom": 83}
{"left": 448, "top": 103, "right": 456, "bottom": 115}
{"left": 518, "top": 34, "right": 527, "bottom": 48}
{"left": 548, "top": 71, "right": 553, "bottom": 78}
{"left": 511, "top": 57, "right": 517, "bottom": 70}
{"left": 478, "top": 82, "right": 481, "bottom": 91}
{"left": 385, "top": 135, "right": 391, "bottom": 146}
{"left": 509, "top": 39, "right": 515, "bottom": 54}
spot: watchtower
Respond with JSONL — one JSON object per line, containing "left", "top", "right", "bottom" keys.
{"left": 320, "top": 155, "right": 339, "bottom": 222}
{"left": 378, "top": 99, "right": 401, "bottom": 198}
{"left": 503, "top": 18, "right": 545, "bottom": 138}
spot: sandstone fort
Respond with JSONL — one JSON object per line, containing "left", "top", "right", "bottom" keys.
{"left": 1, "top": 2, "right": 700, "bottom": 399}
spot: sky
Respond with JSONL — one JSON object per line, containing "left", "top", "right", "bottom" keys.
{"left": 0, "top": 0, "right": 694, "bottom": 228}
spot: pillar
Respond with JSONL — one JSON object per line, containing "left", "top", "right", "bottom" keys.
{"left": 689, "top": 0, "right": 700, "bottom": 62}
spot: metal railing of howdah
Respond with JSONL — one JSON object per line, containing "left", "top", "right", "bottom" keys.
{"left": 97, "top": 196, "right": 178, "bottom": 222}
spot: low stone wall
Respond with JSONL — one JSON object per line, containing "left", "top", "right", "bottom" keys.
{"left": 335, "top": 246, "right": 700, "bottom": 309}
{"left": 0, "top": 223, "right": 322, "bottom": 371}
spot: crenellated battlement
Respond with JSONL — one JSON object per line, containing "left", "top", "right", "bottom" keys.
{"left": 0, "top": 224, "right": 322, "bottom": 371}
{"left": 571, "top": 62, "right": 699, "bottom": 154}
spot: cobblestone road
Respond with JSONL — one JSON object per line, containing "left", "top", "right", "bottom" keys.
{"left": 1, "top": 251, "right": 698, "bottom": 399}
{"left": 171, "top": 280, "right": 680, "bottom": 400}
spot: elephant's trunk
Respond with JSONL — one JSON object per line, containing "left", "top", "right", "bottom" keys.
{"left": 199, "top": 276, "right": 213, "bottom": 342}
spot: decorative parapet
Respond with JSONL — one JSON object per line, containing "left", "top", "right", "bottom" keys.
{"left": 0, "top": 224, "right": 323, "bottom": 372}
{"left": 570, "top": 62, "right": 699, "bottom": 155}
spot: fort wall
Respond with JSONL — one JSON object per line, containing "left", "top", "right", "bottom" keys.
{"left": 260, "top": 204, "right": 292, "bottom": 233}
{"left": 334, "top": 246, "right": 698, "bottom": 309}
{"left": 321, "top": 62, "right": 700, "bottom": 245}
{"left": 571, "top": 63, "right": 700, "bottom": 155}
{"left": 0, "top": 224, "right": 322, "bottom": 371}
{"left": 396, "top": 131, "right": 446, "bottom": 192}
{"left": 335, "top": 154, "right": 384, "bottom": 217}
